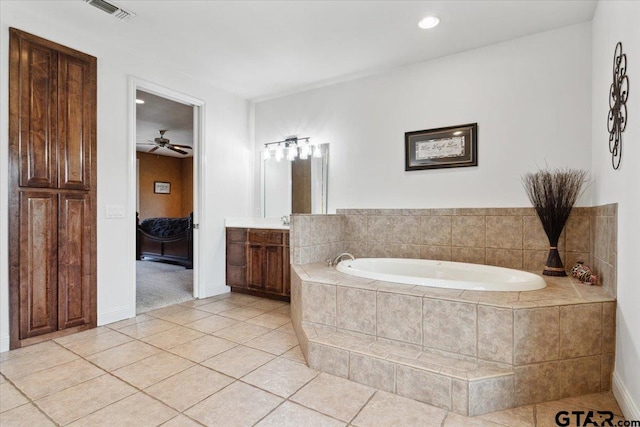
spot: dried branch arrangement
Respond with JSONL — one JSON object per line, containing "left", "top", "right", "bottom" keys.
{"left": 522, "top": 168, "right": 589, "bottom": 276}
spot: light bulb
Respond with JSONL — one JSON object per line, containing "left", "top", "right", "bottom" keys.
{"left": 287, "top": 145, "right": 297, "bottom": 161}
{"left": 418, "top": 16, "right": 440, "bottom": 29}
{"left": 263, "top": 146, "right": 272, "bottom": 160}
{"left": 299, "top": 142, "right": 310, "bottom": 159}
{"left": 275, "top": 143, "right": 284, "bottom": 162}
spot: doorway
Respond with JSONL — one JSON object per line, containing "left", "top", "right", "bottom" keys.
{"left": 128, "top": 78, "right": 205, "bottom": 317}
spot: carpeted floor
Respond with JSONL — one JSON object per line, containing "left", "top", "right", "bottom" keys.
{"left": 136, "top": 260, "right": 194, "bottom": 313}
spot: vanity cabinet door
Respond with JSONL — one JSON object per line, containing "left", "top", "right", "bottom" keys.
{"left": 263, "top": 245, "right": 283, "bottom": 294}
{"left": 247, "top": 244, "right": 264, "bottom": 290}
{"left": 226, "top": 228, "right": 247, "bottom": 288}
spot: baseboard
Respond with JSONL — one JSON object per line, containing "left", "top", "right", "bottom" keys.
{"left": 0, "top": 335, "right": 9, "bottom": 353}
{"left": 98, "top": 305, "right": 134, "bottom": 326}
{"left": 613, "top": 370, "right": 640, "bottom": 420}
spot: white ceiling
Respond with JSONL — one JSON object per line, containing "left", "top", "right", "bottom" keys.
{"left": 136, "top": 90, "right": 194, "bottom": 158}
{"left": 8, "top": 1, "right": 597, "bottom": 101}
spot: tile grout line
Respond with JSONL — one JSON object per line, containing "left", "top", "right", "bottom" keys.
{"left": 1, "top": 371, "right": 61, "bottom": 427}
{"left": 348, "top": 389, "right": 378, "bottom": 425}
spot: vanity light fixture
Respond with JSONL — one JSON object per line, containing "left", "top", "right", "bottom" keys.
{"left": 418, "top": 16, "right": 440, "bottom": 29}
{"left": 264, "top": 136, "right": 313, "bottom": 162}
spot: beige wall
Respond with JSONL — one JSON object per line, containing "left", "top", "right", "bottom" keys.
{"left": 137, "top": 152, "right": 193, "bottom": 220}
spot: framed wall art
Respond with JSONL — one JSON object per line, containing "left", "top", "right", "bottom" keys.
{"left": 405, "top": 123, "right": 478, "bottom": 171}
{"left": 154, "top": 181, "right": 171, "bottom": 194}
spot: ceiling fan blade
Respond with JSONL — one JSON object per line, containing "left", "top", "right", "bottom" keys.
{"left": 147, "top": 146, "right": 160, "bottom": 153}
{"left": 171, "top": 144, "right": 192, "bottom": 149}
{"left": 168, "top": 146, "right": 188, "bottom": 155}
{"left": 137, "top": 142, "right": 156, "bottom": 145}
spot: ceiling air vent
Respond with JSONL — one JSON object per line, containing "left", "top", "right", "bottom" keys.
{"left": 83, "top": 0, "right": 136, "bottom": 21}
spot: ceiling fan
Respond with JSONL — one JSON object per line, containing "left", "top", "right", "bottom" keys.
{"left": 137, "top": 130, "right": 192, "bottom": 155}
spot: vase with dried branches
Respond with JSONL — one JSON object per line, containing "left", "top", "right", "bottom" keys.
{"left": 522, "top": 168, "right": 588, "bottom": 276}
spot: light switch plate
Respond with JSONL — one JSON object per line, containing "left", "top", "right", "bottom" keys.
{"left": 105, "top": 204, "right": 125, "bottom": 219}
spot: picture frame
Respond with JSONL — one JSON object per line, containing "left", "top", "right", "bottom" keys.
{"left": 154, "top": 181, "right": 171, "bottom": 194}
{"left": 405, "top": 123, "right": 478, "bottom": 171}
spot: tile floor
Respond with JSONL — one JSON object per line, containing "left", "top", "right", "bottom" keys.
{"left": 0, "top": 293, "right": 626, "bottom": 426}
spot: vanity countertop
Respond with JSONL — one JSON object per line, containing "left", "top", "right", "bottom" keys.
{"left": 224, "top": 217, "right": 290, "bottom": 230}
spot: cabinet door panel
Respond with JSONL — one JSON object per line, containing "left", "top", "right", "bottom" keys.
{"left": 264, "top": 245, "right": 284, "bottom": 294}
{"left": 247, "top": 245, "right": 264, "bottom": 289}
{"left": 58, "top": 54, "right": 92, "bottom": 190}
{"left": 19, "top": 192, "right": 58, "bottom": 338}
{"left": 227, "top": 243, "right": 246, "bottom": 266}
{"left": 17, "top": 39, "right": 58, "bottom": 188}
{"left": 58, "top": 193, "right": 92, "bottom": 329}
{"left": 284, "top": 244, "right": 291, "bottom": 296}
{"left": 227, "top": 265, "right": 247, "bottom": 287}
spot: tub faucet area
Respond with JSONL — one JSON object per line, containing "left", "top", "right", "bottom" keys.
{"left": 329, "top": 252, "right": 355, "bottom": 266}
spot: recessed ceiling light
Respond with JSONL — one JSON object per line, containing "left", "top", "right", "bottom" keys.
{"left": 418, "top": 16, "right": 440, "bottom": 30}
{"left": 136, "top": 99, "right": 145, "bottom": 104}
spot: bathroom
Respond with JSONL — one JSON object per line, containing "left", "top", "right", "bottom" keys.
{"left": 0, "top": 0, "right": 638, "bottom": 425}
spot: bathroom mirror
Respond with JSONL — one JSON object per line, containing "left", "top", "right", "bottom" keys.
{"left": 263, "top": 144, "right": 329, "bottom": 218}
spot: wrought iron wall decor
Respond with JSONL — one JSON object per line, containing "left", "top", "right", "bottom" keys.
{"left": 608, "top": 42, "right": 629, "bottom": 170}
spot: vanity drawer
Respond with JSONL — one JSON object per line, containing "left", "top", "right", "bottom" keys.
{"left": 249, "top": 230, "right": 283, "bottom": 245}
{"left": 226, "top": 228, "right": 247, "bottom": 243}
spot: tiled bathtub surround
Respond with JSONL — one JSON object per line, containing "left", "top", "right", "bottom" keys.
{"left": 291, "top": 204, "right": 617, "bottom": 296}
{"left": 290, "top": 214, "right": 347, "bottom": 265}
{"left": 290, "top": 263, "right": 616, "bottom": 416}
{"left": 591, "top": 204, "right": 618, "bottom": 296}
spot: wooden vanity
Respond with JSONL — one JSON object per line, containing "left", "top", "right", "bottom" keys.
{"left": 226, "top": 227, "right": 290, "bottom": 301}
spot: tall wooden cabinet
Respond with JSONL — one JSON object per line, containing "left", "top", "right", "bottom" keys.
{"left": 226, "top": 228, "right": 290, "bottom": 301}
{"left": 9, "top": 28, "right": 97, "bottom": 348}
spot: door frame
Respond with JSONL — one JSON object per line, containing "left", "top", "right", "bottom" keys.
{"left": 127, "top": 77, "right": 206, "bottom": 317}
